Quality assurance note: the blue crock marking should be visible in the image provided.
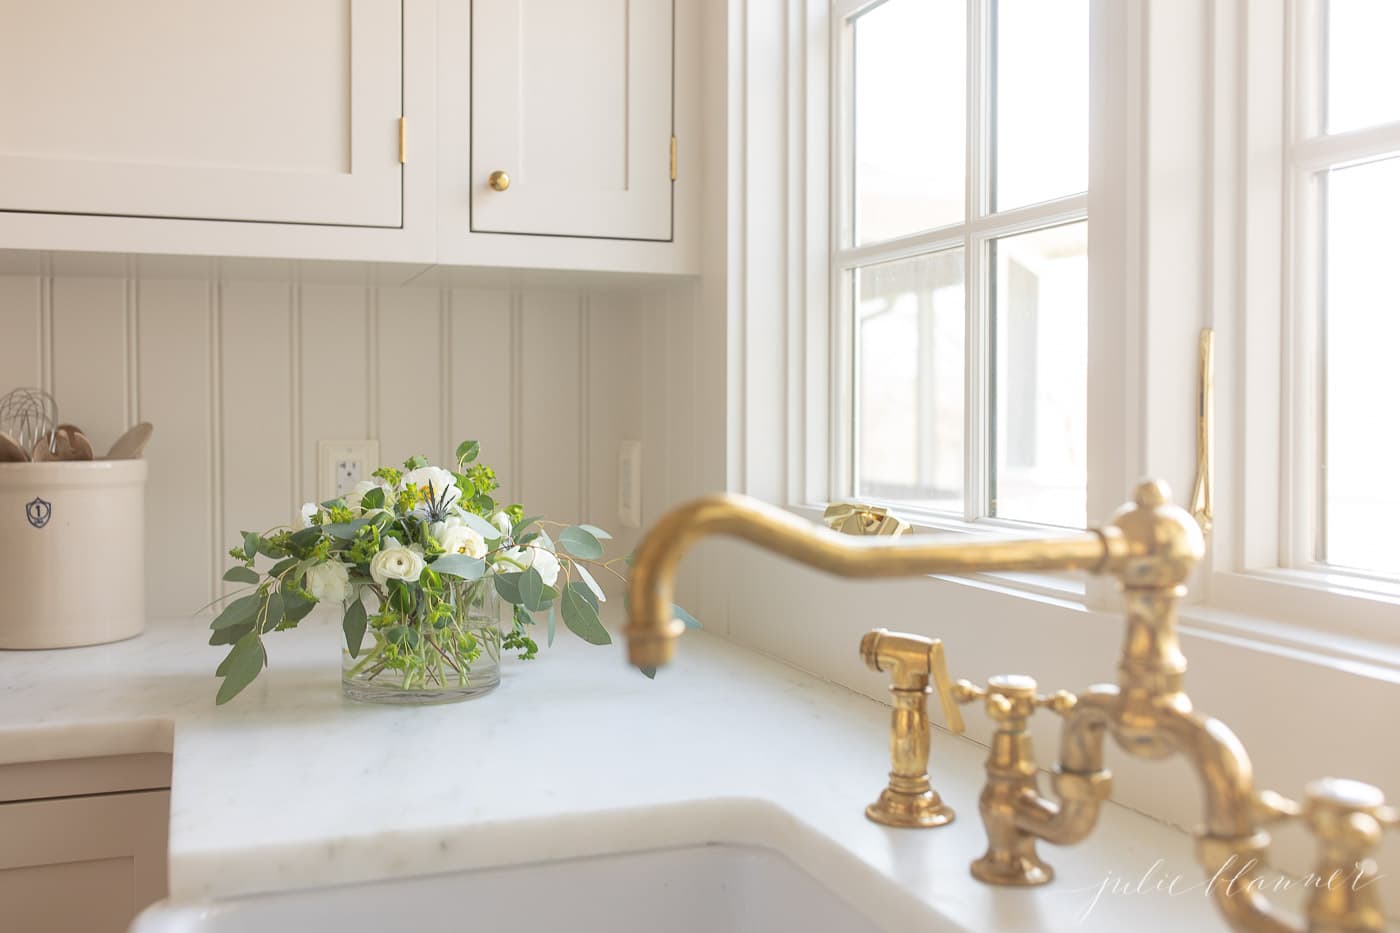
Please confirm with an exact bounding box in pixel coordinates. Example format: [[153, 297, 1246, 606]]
[[25, 497, 51, 529]]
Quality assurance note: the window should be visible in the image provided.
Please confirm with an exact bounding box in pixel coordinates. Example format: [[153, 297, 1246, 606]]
[[1288, 0, 1400, 579], [835, 0, 1089, 528]]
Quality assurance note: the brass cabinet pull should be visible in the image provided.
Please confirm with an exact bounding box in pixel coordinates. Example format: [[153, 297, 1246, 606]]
[[488, 170, 511, 192]]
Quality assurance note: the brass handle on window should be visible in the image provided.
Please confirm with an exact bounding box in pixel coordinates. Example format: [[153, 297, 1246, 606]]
[[1189, 328, 1214, 537], [488, 171, 511, 192]]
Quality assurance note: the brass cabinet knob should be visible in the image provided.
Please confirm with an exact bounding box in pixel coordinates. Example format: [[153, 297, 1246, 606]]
[[488, 170, 511, 191]]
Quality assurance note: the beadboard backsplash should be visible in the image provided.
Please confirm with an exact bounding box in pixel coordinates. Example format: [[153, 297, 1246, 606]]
[[0, 259, 699, 617]]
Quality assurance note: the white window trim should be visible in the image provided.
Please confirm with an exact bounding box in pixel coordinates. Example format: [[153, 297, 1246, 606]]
[[764, 0, 1400, 657], [829, 0, 1089, 528]]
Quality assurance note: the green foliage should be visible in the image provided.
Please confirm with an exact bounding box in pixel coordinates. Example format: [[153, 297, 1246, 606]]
[[343, 599, 368, 658], [559, 525, 604, 559], [208, 438, 696, 704], [561, 581, 609, 645]]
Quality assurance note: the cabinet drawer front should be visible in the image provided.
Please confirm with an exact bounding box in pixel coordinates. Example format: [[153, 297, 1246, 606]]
[[0, 0, 402, 227], [0, 790, 169, 933], [470, 0, 674, 240]]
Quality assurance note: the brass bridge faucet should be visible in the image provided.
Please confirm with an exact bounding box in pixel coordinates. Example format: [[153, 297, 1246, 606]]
[[624, 480, 1397, 932]]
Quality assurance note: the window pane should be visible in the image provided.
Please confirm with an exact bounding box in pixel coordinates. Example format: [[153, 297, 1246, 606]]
[[1326, 0, 1400, 134], [993, 0, 1088, 211], [1323, 156, 1400, 575], [855, 251, 966, 511], [853, 0, 965, 244], [990, 222, 1087, 527]]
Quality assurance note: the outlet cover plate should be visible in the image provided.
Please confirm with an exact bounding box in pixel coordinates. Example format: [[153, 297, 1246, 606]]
[[318, 440, 380, 502]]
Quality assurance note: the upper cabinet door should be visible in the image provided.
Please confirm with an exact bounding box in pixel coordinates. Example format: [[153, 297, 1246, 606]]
[[0, 0, 402, 227], [470, 0, 673, 241]]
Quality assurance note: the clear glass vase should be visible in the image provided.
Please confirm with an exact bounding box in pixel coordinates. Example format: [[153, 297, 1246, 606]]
[[341, 579, 502, 705]]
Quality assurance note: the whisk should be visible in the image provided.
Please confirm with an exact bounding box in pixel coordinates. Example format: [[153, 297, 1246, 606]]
[[0, 387, 58, 454]]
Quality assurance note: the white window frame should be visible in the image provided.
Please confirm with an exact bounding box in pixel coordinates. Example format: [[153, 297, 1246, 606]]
[[829, 0, 1089, 533], [1207, 0, 1400, 645]]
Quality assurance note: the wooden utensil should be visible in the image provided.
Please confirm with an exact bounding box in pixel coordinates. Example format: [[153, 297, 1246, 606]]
[[0, 431, 28, 462], [32, 424, 95, 461], [105, 422, 154, 460]]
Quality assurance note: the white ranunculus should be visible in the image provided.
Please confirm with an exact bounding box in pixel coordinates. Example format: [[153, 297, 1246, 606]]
[[306, 560, 352, 603], [402, 466, 462, 509], [345, 479, 389, 514], [432, 521, 487, 559], [298, 502, 320, 528], [370, 545, 426, 585], [498, 543, 560, 587]]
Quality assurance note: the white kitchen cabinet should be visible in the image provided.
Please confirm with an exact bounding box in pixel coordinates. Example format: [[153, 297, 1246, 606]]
[[0, 0, 403, 227], [466, 0, 675, 241], [0, 753, 171, 933]]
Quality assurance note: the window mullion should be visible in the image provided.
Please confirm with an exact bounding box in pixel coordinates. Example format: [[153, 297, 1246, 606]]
[[963, 0, 990, 522]]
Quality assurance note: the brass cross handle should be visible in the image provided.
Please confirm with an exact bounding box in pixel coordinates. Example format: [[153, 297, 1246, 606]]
[[861, 629, 963, 828], [1254, 779, 1396, 932]]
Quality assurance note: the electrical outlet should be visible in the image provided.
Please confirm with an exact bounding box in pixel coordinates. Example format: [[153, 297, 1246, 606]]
[[618, 440, 642, 529], [318, 440, 380, 502]]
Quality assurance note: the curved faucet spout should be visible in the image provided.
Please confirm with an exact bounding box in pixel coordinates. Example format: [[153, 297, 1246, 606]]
[[623, 492, 1114, 668]]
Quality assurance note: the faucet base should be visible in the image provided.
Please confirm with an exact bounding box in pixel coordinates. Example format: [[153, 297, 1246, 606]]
[[970, 850, 1055, 886], [865, 788, 955, 828]]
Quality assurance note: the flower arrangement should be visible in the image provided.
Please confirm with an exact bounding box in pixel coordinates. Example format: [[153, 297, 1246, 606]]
[[208, 440, 690, 704]]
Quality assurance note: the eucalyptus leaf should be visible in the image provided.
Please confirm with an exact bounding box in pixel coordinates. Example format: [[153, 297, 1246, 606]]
[[672, 603, 702, 630], [559, 525, 604, 560], [456, 440, 480, 464], [267, 557, 298, 577], [343, 599, 368, 658], [459, 511, 503, 541], [211, 593, 261, 630], [638, 665, 658, 680], [261, 592, 285, 633], [209, 620, 253, 646], [567, 580, 599, 613], [512, 514, 542, 537], [281, 588, 317, 624], [431, 554, 486, 580], [321, 516, 373, 540], [519, 567, 548, 612], [289, 526, 321, 552], [561, 583, 610, 645], [222, 566, 259, 585], [573, 562, 606, 603], [494, 572, 523, 605], [361, 487, 386, 511], [577, 524, 613, 541], [547, 605, 556, 647], [242, 531, 260, 562], [215, 634, 266, 705]]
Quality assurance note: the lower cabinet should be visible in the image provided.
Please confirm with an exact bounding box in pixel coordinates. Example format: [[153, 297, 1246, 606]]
[[0, 754, 171, 933]]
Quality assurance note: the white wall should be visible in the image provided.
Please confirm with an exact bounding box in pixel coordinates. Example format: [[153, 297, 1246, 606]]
[[0, 256, 701, 618]]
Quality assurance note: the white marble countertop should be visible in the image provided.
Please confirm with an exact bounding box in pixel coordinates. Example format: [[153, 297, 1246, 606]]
[[0, 613, 1236, 931]]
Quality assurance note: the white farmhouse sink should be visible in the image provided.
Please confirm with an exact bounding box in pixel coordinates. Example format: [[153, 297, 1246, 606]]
[[131, 844, 886, 933]]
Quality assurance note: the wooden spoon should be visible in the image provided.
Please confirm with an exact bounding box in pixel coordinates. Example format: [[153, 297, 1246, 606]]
[[32, 424, 95, 461], [105, 422, 154, 460], [0, 431, 28, 462]]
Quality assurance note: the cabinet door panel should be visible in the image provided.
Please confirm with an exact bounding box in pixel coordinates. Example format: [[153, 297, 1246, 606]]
[[0, 790, 169, 933], [471, 0, 672, 240], [0, 0, 401, 227]]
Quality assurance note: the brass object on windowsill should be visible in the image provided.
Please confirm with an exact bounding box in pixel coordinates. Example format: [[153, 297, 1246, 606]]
[[624, 480, 1397, 932], [823, 502, 910, 537], [860, 629, 963, 828]]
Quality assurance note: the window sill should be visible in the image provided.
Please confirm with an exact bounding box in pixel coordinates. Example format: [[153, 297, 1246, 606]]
[[785, 503, 1400, 679]]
